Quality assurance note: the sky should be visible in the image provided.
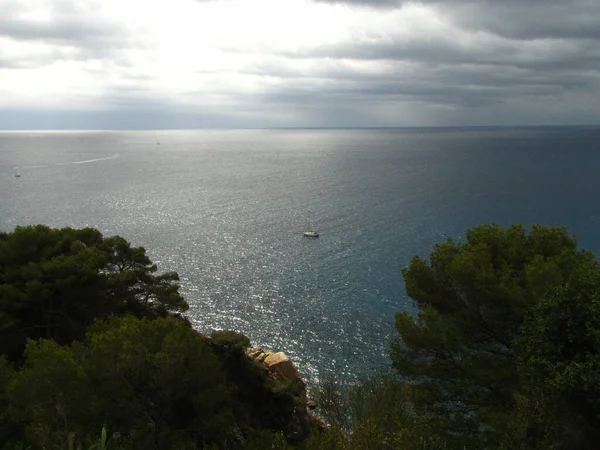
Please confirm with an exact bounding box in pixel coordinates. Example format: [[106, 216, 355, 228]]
[[1, 0, 599, 129]]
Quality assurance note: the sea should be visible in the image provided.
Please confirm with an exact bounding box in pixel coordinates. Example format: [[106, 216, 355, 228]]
[[1, 127, 600, 382]]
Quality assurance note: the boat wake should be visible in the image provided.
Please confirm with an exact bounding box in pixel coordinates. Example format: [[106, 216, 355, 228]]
[[14, 154, 120, 170], [71, 154, 120, 165]]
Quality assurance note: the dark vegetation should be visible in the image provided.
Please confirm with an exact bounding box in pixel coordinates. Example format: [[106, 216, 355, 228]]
[[392, 224, 600, 449], [0, 226, 303, 449], [1, 224, 599, 449]]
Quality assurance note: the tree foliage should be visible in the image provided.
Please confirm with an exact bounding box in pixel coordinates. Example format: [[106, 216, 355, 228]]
[[392, 223, 600, 447], [209, 330, 304, 441], [509, 271, 600, 449], [6, 222, 599, 449], [0, 225, 320, 449], [306, 374, 445, 449], [0, 225, 188, 361], [0, 356, 16, 445], [6, 316, 233, 449]]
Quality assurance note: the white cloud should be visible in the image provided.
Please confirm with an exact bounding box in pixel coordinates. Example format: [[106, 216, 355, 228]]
[[0, 0, 599, 127]]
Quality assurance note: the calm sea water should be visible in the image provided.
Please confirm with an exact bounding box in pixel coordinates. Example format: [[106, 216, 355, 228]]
[[1, 127, 600, 381]]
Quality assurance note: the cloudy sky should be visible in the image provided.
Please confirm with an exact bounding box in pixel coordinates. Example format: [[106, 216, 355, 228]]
[[1, 0, 599, 129]]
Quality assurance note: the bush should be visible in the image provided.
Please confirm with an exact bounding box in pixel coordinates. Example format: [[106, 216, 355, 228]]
[[0, 225, 188, 362], [308, 374, 444, 450], [6, 316, 233, 449], [394, 223, 600, 448]]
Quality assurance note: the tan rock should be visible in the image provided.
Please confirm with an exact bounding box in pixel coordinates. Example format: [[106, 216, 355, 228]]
[[263, 352, 301, 383], [245, 348, 320, 440], [246, 347, 270, 363], [246, 347, 264, 359]]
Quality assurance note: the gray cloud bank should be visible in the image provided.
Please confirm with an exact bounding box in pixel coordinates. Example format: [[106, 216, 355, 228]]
[[1, 0, 599, 128], [247, 0, 600, 126], [0, 0, 133, 65]]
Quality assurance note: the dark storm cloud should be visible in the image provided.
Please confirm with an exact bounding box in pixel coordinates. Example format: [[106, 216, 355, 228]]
[[237, 73, 597, 127], [253, 34, 600, 112], [228, 29, 600, 125], [259, 0, 600, 120], [317, 0, 600, 40], [433, 1, 600, 40], [280, 37, 600, 76], [316, 0, 583, 8], [244, 57, 592, 97], [247, 70, 556, 110]]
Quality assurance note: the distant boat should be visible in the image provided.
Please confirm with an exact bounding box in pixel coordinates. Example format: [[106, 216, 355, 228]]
[[14, 173, 21, 177], [303, 231, 319, 238]]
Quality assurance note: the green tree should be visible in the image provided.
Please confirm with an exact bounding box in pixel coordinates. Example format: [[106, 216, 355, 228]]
[[391, 224, 598, 447], [307, 374, 444, 450], [7, 339, 93, 446], [245, 430, 292, 450], [82, 316, 233, 448], [7, 316, 233, 449], [507, 268, 600, 450], [100, 235, 188, 316], [0, 225, 188, 361], [209, 330, 301, 441], [0, 356, 16, 445]]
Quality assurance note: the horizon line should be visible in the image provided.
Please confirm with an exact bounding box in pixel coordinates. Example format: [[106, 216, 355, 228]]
[[1, 124, 599, 132]]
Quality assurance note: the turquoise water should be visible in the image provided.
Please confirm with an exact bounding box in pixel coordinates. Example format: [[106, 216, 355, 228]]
[[1, 127, 600, 380]]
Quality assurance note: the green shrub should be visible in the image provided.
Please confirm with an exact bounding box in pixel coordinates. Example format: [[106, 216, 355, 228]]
[[308, 374, 444, 449], [6, 316, 233, 449], [211, 330, 251, 354], [0, 225, 188, 362]]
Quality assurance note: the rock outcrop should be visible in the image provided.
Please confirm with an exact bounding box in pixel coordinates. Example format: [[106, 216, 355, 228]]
[[247, 348, 304, 387], [246, 347, 317, 440]]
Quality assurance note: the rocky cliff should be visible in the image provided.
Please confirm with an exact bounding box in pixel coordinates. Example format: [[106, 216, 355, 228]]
[[209, 332, 322, 444], [246, 347, 315, 440]]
